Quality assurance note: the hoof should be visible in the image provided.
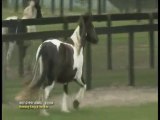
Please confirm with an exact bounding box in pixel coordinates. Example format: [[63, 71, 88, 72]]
[[40, 109, 50, 116], [73, 100, 80, 109]]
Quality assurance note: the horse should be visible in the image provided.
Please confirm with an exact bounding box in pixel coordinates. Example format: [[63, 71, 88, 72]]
[[15, 13, 98, 116], [2, 0, 42, 71]]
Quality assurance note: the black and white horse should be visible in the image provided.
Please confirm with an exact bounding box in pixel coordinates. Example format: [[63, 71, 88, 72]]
[[2, 0, 42, 70], [15, 13, 98, 115]]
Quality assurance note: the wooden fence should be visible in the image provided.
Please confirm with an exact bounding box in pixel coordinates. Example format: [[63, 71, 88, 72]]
[[2, 12, 158, 90]]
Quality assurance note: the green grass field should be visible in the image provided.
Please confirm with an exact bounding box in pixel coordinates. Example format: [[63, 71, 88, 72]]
[[2, 8, 158, 120], [3, 103, 158, 120]]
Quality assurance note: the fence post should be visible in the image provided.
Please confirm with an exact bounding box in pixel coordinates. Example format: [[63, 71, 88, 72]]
[[60, 0, 64, 16], [2, 0, 8, 8], [98, 0, 102, 14], [106, 0, 108, 13], [15, 0, 19, 12], [51, 0, 55, 14], [128, 31, 135, 86], [155, 0, 158, 11], [102, 0, 106, 13], [149, 13, 154, 68], [107, 15, 112, 70], [40, 0, 44, 6], [63, 19, 68, 41], [135, 0, 141, 13], [85, 0, 92, 90], [69, 0, 73, 11], [88, 0, 92, 12], [86, 42, 92, 90], [2, 43, 6, 103]]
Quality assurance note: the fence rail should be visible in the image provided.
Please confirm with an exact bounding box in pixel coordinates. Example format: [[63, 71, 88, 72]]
[[2, 12, 158, 90], [2, 12, 157, 27], [2, 24, 158, 41]]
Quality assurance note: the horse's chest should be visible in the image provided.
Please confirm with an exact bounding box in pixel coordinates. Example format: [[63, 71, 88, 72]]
[[73, 49, 83, 80]]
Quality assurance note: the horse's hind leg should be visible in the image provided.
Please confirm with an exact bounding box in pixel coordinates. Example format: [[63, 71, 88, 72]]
[[73, 77, 86, 109], [40, 66, 56, 116], [40, 80, 55, 116], [6, 42, 16, 61]]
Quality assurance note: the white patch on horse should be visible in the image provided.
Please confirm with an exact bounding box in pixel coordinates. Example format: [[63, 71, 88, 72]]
[[73, 48, 83, 83], [70, 26, 81, 48], [44, 39, 73, 51], [44, 39, 62, 51], [70, 26, 84, 83], [36, 44, 42, 60]]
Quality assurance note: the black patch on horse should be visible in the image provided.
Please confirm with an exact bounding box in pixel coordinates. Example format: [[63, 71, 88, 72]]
[[57, 43, 77, 83], [36, 42, 77, 88], [36, 42, 59, 88]]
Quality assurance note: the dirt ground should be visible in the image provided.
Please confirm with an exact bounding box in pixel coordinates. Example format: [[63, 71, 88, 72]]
[[49, 86, 158, 109]]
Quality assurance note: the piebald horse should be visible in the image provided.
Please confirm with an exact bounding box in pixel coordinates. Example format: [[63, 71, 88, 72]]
[[2, 0, 42, 70], [15, 13, 98, 115]]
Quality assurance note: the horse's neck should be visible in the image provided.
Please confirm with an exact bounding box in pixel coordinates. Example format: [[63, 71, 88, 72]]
[[22, 6, 37, 19], [70, 26, 84, 52]]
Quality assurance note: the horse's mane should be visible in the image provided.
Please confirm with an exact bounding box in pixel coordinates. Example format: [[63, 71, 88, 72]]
[[78, 12, 92, 47]]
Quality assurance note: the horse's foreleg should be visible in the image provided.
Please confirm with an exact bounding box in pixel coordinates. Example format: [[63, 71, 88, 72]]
[[73, 78, 86, 109]]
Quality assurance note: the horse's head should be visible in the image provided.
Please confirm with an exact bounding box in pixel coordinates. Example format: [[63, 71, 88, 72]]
[[79, 13, 98, 45], [28, 0, 42, 18], [28, 0, 35, 7]]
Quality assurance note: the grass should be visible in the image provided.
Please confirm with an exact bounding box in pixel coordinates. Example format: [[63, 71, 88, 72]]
[[2, 102, 158, 120]]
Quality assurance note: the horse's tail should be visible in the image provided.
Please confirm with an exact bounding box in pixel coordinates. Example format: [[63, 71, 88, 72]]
[[15, 45, 46, 101]]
